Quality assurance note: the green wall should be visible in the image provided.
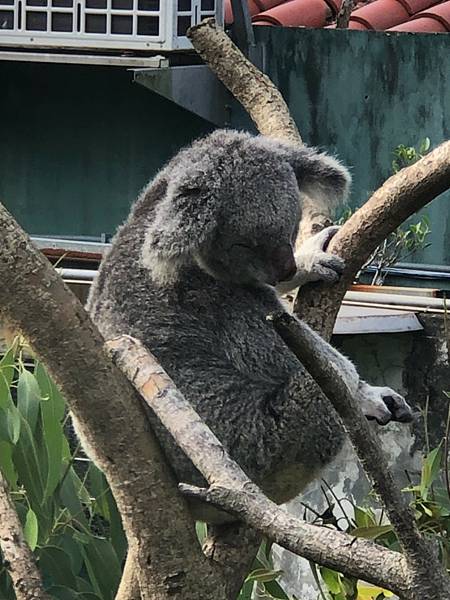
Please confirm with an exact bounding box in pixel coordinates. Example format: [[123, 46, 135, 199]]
[[1, 28, 450, 267], [0, 61, 212, 238], [255, 28, 450, 267]]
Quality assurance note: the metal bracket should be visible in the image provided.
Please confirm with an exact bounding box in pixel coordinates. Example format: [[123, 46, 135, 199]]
[[133, 65, 230, 126]]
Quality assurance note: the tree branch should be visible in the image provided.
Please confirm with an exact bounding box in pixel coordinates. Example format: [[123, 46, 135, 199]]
[[295, 141, 450, 336], [271, 312, 450, 598], [106, 335, 415, 597], [0, 471, 52, 600], [188, 18, 301, 144], [336, 0, 355, 28], [0, 202, 227, 600]]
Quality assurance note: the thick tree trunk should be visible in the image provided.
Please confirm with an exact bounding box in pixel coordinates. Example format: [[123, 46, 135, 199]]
[[0, 203, 227, 600]]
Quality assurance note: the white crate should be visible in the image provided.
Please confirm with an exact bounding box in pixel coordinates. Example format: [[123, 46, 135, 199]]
[[0, 0, 223, 52]]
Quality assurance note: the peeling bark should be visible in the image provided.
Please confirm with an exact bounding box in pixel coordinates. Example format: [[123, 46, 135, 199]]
[[0, 203, 227, 600], [106, 335, 415, 597], [296, 141, 450, 337]]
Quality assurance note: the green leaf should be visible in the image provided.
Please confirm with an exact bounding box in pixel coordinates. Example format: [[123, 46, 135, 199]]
[[0, 441, 18, 488], [23, 508, 38, 551], [54, 533, 84, 577], [351, 524, 393, 539], [238, 579, 254, 600], [81, 537, 122, 600], [87, 465, 109, 520], [34, 363, 65, 422], [59, 468, 89, 528], [420, 445, 442, 500], [0, 373, 21, 444], [17, 369, 41, 433], [263, 578, 290, 599], [353, 506, 376, 528], [320, 567, 342, 594], [39, 546, 78, 589], [37, 368, 64, 500], [13, 416, 45, 507], [0, 346, 17, 387], [46, 587, 79, 600], [246, 568, 284, 584]]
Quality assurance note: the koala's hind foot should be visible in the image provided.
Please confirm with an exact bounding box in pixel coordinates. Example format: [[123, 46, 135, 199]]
[[359, 382, 413, 425]]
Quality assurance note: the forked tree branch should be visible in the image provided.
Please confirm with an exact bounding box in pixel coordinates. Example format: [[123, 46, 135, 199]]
[[0, 472, 52, 600], [271, 313, 450, 599], [296, 140, 450, 336], [0, 202, 227, 600], [106, 335, 412, 598]]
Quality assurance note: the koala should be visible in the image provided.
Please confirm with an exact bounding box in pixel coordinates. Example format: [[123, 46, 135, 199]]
[[87, 130, 412, 522]]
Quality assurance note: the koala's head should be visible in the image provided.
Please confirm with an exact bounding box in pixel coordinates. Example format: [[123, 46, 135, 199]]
[[141, 130, 350, 287]]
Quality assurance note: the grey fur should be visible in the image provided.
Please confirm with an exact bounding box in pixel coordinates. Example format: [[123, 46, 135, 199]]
[[87, 130, 411, 521]]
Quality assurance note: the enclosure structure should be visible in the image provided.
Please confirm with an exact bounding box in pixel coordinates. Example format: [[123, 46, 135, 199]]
[[0, 0, 222, 51]]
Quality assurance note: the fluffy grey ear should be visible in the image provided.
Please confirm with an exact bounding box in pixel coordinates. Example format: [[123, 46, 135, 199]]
[[289, 146, 352, 215], [142, 170, 219, 283]]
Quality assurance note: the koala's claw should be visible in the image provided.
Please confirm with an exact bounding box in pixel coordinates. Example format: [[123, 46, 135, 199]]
[[360, 383, 413, 426]]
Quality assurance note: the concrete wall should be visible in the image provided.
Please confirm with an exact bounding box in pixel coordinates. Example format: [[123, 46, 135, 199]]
[[0, 61, 212, 238], [255, 28, 450, 268]]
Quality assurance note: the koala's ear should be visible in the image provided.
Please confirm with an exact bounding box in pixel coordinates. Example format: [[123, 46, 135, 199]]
[[288, 146, 351, 211], [142, 170, 219, 282]]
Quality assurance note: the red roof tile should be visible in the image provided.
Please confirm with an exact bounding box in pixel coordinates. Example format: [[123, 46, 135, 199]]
[[388, 14, 448, 29], [349, 0, 409, 29], [237, 0, 450, 32], [389, 0, 450, 29], [251, 0, 335, 27]]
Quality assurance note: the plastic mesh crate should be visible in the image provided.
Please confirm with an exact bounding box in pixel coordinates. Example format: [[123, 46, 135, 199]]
[[0, 0, 223, 51]]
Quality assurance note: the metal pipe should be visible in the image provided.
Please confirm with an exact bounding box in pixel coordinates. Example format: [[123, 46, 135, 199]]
[[345, 290, 449, 310]]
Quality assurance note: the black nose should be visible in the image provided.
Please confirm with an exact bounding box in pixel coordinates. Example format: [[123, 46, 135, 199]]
[[271, 244, 297, 283]]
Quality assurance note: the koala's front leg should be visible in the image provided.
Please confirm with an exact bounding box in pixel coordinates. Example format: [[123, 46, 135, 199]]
[[288, 318, 414, 426], [358, 382, 413, 425], [276, 226, 344, 295]]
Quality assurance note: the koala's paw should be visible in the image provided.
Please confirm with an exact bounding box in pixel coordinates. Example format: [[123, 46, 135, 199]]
[[359, 383, 413, 426], [297, 226, 345, 284]]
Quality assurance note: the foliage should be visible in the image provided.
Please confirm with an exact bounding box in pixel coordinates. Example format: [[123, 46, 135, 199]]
[[339, 138, 432, 285], [391, 138, 430, 174], [0, 340, 297, 600], [0, 340, 126, 599]]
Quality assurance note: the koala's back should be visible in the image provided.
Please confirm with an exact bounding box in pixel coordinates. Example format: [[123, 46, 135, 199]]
[[88, 200, 344, 508]]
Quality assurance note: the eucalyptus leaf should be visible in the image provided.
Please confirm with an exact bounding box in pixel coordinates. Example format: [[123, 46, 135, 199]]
[[24, 508, 38, 551]]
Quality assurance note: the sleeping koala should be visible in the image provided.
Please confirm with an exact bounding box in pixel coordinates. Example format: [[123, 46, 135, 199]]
[[87, 130, 412, 520]]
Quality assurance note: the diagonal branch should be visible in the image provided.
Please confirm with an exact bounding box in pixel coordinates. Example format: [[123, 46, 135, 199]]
[[0, 202, 227, 600], [188, 18, 301, 144], [295, 140, 450, 336], [106, 335, 413, 597], [271, 312, 450, 598], [0, 471, 52, 600]]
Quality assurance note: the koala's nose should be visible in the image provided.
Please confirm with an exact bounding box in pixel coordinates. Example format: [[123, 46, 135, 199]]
[[272, 244, 297, 283]]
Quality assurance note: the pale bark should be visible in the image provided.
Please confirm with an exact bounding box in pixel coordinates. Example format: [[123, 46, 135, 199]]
[[272, 313, 450, 599], [296, 140, 450, 336], [188, 19, 300, 144], [0, 472, 52, 600], [106, 335, 413, 597], [0, 203, 227, 600]]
